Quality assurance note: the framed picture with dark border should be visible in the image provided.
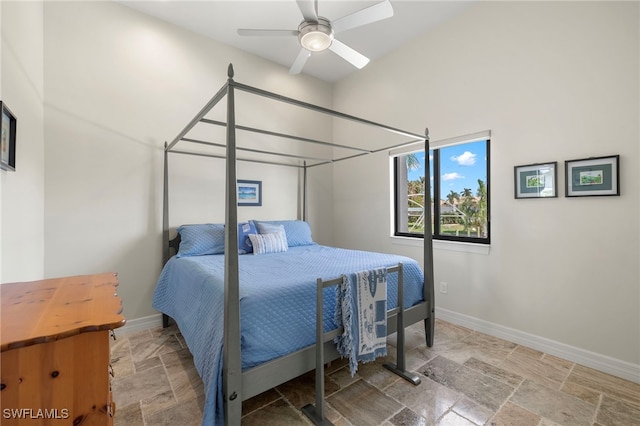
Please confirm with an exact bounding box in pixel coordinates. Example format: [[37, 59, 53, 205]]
[[514, 161, 557, 198], [565, 155, 619, 197], [1, 101, 17, 172], [237, 180, 262, 206]]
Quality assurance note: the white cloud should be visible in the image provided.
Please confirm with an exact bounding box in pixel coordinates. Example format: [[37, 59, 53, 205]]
[[451, 151, 476, 166], [442, 172, 464, 181]]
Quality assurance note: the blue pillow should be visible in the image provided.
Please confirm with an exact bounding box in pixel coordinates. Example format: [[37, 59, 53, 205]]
[[238, 221, 257, 254], [254, 220, 314, 247], [176, 223, 225, 257], [176, 222, 257, 257]]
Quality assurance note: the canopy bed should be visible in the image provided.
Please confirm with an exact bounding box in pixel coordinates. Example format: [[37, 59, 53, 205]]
[[153, 64, 435, 425]]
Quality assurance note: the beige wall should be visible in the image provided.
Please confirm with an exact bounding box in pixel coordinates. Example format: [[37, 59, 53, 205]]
[[0, 1, 45, 283], [332, 1, 639, 372], [41, 1, 333, 320]]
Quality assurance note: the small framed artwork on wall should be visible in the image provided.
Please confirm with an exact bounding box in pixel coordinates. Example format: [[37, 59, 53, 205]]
[[237, 180, 262, 206], [565, 155, 620, 197], [514, 162, 557, 199], [1, 101, 17, 172]]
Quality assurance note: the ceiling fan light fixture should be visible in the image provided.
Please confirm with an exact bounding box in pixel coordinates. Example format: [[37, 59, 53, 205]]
[[298, 18, 334, 52]]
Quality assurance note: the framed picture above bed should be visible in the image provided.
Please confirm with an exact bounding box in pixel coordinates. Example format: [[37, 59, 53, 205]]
[[237, 180, 262, 206], [565, 155, 620, 197], [1, 101, 17, 172], [514, 162, 557, 199]]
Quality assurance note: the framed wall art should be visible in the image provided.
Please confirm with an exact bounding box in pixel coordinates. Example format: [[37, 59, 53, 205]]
[[237, 180, 262, 206], [565, 155, 619, 197], [514, 161, 557, 198], [1, 101, 17, 172]]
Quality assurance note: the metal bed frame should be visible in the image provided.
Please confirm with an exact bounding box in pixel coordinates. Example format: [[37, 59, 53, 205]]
[[302, 262, 421, 426], [161, 64, 435, 425]]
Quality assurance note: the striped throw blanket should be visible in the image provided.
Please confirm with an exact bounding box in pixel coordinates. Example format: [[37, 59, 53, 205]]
[[335, 268, 388, 377]]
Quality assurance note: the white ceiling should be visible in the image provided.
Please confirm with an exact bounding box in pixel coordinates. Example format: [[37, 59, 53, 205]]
[[119, 0, 474, 82]]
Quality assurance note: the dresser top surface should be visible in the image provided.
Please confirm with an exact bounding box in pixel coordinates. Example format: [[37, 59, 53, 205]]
[[1, 272, 126, 351]]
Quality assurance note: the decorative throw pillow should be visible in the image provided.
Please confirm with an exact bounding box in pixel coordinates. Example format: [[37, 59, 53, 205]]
[[254, 220, 314, 247], [176, 223, 225, 257], [255, 222, 286, 235], [238, 221, 257, 254], [248, 231, 288, 255]]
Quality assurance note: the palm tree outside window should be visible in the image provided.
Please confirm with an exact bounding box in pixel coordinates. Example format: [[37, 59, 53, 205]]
[[394, 139, 490, 244]]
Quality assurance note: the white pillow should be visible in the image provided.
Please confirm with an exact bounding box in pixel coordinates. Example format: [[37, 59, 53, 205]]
[[248, 231, 288, 255]]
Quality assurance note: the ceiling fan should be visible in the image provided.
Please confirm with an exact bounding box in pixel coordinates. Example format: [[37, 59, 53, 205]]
[[238, 0, 394, 74]]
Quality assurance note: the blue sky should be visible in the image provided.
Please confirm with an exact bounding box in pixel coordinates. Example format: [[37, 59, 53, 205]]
[[407, 140, 487, 197]]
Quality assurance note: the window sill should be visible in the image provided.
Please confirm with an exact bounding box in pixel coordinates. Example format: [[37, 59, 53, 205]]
[[390, 236, 490, 255]]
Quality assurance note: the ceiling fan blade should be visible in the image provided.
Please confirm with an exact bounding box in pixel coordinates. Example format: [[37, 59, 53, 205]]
[[296, 0, 318, 22], [289, 48, 311, 74], [329, 39, 369, 69], [332, 0, 394, 34], [238, 29, 298, 37]]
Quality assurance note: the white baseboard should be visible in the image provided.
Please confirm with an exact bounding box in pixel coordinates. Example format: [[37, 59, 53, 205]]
[[114, 313, 164, 337], [436, 307, 640, 384]]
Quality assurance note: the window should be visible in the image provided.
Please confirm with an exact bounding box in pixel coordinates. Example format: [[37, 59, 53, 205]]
[[394, 138, 490, 244]]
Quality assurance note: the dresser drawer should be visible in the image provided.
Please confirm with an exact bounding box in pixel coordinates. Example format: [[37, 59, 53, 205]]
[[1, 273, 125, 426], [1, 331, 112, 425]]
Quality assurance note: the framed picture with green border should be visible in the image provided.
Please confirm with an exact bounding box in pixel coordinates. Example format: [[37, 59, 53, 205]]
[[565, 155, 619, 197], [514, 161, 557, 199]]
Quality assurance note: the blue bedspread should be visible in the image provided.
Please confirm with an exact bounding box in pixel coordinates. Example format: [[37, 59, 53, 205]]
[[152, 245, 424, 425]]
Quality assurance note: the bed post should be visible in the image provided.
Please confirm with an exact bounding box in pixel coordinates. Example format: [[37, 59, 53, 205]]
[[303, 161, 308, 221], [163, 142, 170, 265], [162, 142, 171, 329], [223, 64, 242, 425], [423, 128, 435, 347]]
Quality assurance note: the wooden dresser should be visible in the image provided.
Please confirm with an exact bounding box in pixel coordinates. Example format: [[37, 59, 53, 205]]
[[0, 273, 126, 425]]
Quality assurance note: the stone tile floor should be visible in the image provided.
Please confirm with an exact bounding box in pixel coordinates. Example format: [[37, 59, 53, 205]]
[[111, 319, 640, 425]]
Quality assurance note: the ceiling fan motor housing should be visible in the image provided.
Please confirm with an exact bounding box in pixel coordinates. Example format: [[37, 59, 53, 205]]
[[298, 17, 334, 51]]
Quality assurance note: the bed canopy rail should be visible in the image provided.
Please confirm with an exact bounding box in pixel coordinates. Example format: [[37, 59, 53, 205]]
[[161, 64, 434, 425], [164, 66, 425, 168]]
